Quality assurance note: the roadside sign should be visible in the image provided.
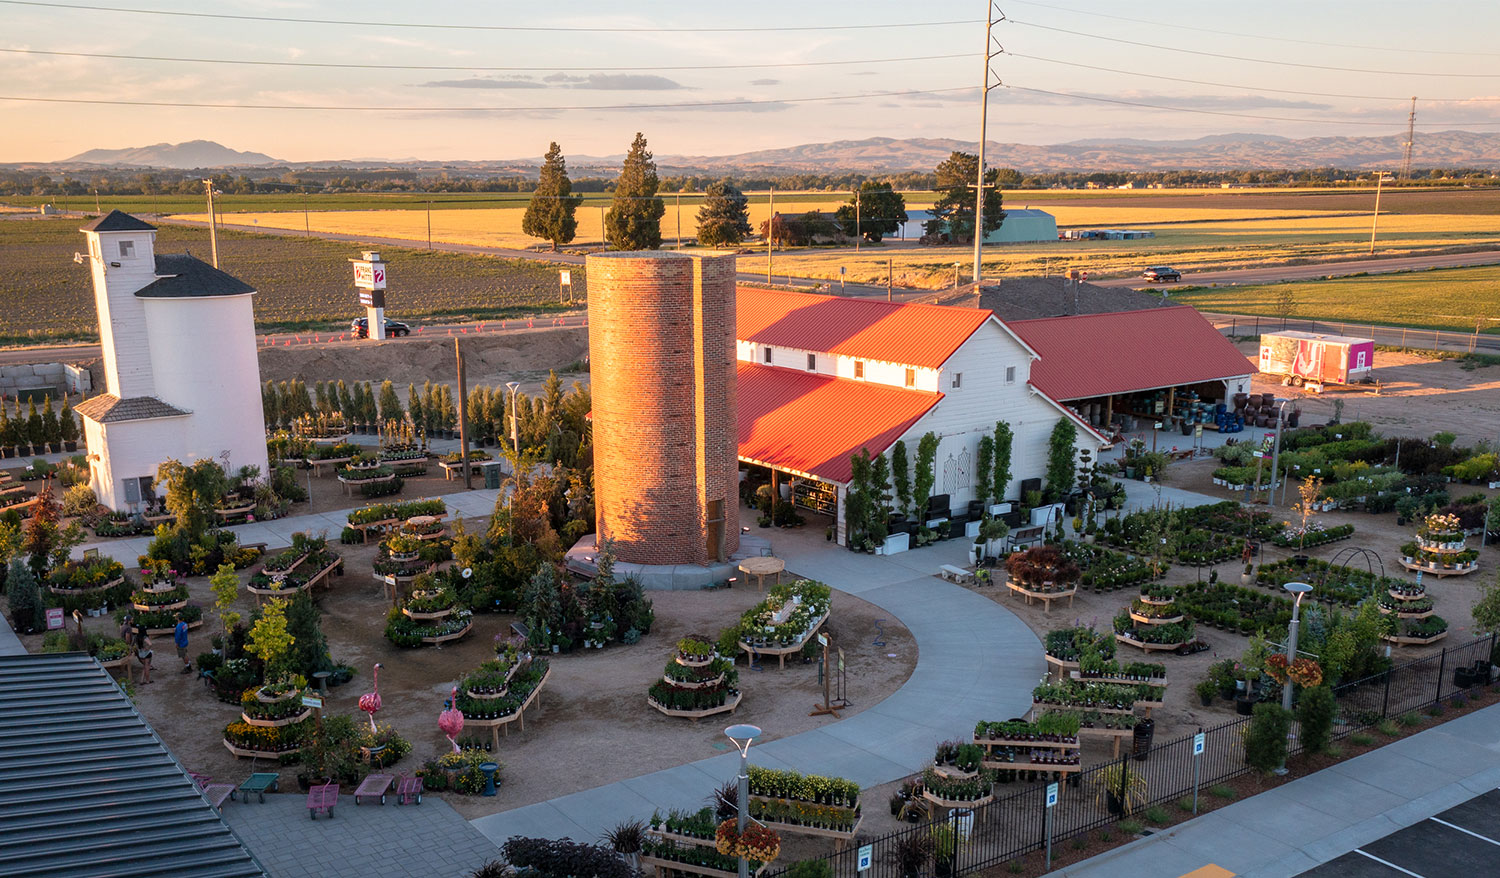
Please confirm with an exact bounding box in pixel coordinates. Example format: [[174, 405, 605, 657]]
[[560, 270, 571, 285], [839, 265, 846, 275], [857, 845, 873, 872], [352, 260, 387, 290], [1045, 782, 1059, 808], [1193, 732, 1205, 756], [45, 608, 64, 630], [817, 633, 829, 648], [1194, 424, 1203, 439], [301, 694, 323, 710]]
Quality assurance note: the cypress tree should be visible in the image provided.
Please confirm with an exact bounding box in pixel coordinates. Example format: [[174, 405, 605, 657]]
[[378, 380, 402, 424], [407, 384, 425, 434], [39, 397, 60, 451], [522, 142, 583, 251], [24, 400, 43, 451], [604, 132, 665, 251], [6, 559, 43, 633], [58, 397, 78, 446]]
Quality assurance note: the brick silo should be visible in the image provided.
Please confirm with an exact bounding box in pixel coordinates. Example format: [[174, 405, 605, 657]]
[[586, 251, 739, 567]]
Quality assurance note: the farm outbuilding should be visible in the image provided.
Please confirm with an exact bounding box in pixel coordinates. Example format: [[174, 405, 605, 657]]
[[889, 208, 1058, 244], [733, 288, 1107, 549]]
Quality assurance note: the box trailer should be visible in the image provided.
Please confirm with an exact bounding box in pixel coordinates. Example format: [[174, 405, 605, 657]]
[[1257, 330, 1375, 391]]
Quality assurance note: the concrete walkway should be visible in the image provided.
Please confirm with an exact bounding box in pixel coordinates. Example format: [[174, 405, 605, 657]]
[[1046, 700, 1500, 878], [470, 521, 1044, 845], [74, 487, 502, 562]]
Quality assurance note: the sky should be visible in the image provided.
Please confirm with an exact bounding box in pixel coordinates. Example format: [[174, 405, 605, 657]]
[[3, 0, 1500, 163]]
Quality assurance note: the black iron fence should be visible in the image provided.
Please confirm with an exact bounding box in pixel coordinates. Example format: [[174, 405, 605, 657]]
[[768, 634, 1497, 878]]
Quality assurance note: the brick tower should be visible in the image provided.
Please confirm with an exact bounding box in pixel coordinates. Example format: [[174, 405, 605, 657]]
[[586, 251, 739, 566]]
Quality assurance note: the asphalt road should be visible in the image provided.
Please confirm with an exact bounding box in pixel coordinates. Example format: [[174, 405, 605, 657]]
[[1297, 788, 1500, 878], [1093, 249, 1500, 289]]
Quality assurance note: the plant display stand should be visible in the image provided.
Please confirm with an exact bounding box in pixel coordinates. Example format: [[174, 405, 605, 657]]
[[1006, 580, 1076, 612], [641, 825, 769, 878], [650, 637, 741, 720], [347, 498, 448, 544], [974, 735, 1082, 779], [1380, 584, 1435, 620], [1127, 595, 1185, 627], [223, 686, 313, 759], [388, 585, 473, 647], [1113, 633, 1186, 653], [399, 515, 448, 541], [736, 581, 833, 669], [460, 664, 552, 750], [1400, 513, 1480, 578], [1004, 545, 1081, 613], [247, 543, 343, 606]]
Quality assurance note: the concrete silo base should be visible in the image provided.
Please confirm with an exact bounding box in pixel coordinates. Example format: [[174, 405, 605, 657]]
[[563, 533, 774, 591]]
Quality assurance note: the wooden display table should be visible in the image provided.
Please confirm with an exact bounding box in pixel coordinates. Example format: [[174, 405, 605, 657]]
[[307, 457, 354, 477], [248, 556, 341, 606], [47, 576, 124, 597], [421, 620, 473, 646], [215, 502, 255, 521], [1044, 654, 1081, 677], [921, 789, 994, 817], [338, 473, 396, 495], [1006, 580, 1076, 612], [747, 795, 862, 850], [1382, 630, 1449, 647], [1399, 559, 1478, 577], [738, 612, 828, 669], [1128, 611, 1184, 626], [1080, 726, 1135, 758], [1069, 671, 1169, 691], [464, 667, 551, 749], [1115, 633, 1185, 653], [438, 458, 504, 481], [648, 689, 742, 722], [143, 618, 201, 636], [738, 556, 785, 592]]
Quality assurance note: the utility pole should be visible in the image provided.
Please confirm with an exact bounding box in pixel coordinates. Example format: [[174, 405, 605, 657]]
[[455, 338, 472, 489], [854, 187, 861, 251], [426, 201, 432, 250], [887, 259, 893, 302], [202, 179, 219, 269], [973, 1, 1002, 286], [676, 192, 682, 249], [303, 193, 310, 237], [93, 189, 100, 214], [766, 187, 775, 283], [1400, 97, 1417, 181], [599, 205, 606, 250], [1369, 172, 1389, 255]]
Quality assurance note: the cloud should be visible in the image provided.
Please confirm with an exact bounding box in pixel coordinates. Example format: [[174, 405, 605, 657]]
[[421, 73, 686, 91], [895, 88, 1331, 112], [750, 78, 780, 86]]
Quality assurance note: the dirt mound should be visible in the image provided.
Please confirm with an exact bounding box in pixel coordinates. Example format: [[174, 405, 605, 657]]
[[257, 326, 589, 388]]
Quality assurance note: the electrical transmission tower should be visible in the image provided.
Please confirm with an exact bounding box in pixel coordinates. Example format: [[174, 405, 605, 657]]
[[972, 2, 1004, 287], [1399, 97, 1416, 181]]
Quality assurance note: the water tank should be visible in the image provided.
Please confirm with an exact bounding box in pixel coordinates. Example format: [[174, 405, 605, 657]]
[[586, 251, 739, 566]]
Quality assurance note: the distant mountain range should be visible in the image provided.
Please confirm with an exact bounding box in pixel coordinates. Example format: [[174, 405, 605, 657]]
[[62, 139, 282, 168], [29, 131, 1500, 173]]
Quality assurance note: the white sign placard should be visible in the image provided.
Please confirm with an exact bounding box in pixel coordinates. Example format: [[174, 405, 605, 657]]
[[1193, 732, 1205, 755], [560, 270, 572, 285], [353, 261, 387, 290], [856, 845, 873, 872], [301, 694, 323, 709], [1045, 782, 1059, 808]]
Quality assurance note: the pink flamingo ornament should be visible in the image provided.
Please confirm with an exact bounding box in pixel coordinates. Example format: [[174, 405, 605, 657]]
[[358, 663, 383, 733], [439, 687, 464, 753]]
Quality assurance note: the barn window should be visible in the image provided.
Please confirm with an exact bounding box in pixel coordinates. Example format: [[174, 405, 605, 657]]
[[905, 368, 916, 388], [807, 353, 817, 371], [1005, 365, 1016, 384], [854, 360, 865, 379], [118, 240, 135, 258], [763, 346, 772, 364], [951, 372, 962, 389]]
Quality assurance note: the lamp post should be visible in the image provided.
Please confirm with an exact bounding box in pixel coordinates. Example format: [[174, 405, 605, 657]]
[[1276, 581, 1313, 776], [505, 382, 521, 456], [724, 724, 762, 878], [1266, 399, 1290, 507]]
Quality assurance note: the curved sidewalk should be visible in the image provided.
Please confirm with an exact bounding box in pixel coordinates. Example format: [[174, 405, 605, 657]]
[[471, 529, 1044, 844]]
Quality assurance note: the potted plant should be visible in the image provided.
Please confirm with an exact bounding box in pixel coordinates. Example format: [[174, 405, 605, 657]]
[[1242, 562, 1254, 585], [1195, 679, 1216, 707]]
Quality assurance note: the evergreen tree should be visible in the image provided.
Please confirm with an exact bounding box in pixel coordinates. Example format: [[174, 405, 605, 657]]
[[407, 384, 425, 434], [891, 439, 912, 517], [1045, 419, 1078, 501], [378, 380, 402, 424], [262, 380, 280, 430], [604, 133, 665, 250], [522, 142, 584, 250], [6, 559, 43, 633], [992, 421, 1013, 503], [337, 380, 354, 426], [362, 382, 378, 427], [59, 397, 77, 446], [695, 181, 751, 246], [24, 400, 42, 450], [314, 381, 329, 414], [924, 151, 1004, 244], [39, 397, 60, 450], [835, 181, 907, 242], [0, 400, 12, 451], [542, 371, 563, 429]]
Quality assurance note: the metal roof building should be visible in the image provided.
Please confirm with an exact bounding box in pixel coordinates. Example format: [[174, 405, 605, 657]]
[[0, 653, 266, 878]]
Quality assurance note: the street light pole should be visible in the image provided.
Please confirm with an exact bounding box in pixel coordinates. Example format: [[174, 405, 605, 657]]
[[725, 725, 762, 878], [1267, 399, 1289, 506], [1277, 581, 1313, 775], [506, 382, 521, 457]]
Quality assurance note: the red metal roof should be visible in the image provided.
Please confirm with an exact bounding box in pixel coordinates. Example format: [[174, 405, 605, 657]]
[[736, 287, 992, 370], [1009, 306, 1255, 401], [737, 362, 941, 483]]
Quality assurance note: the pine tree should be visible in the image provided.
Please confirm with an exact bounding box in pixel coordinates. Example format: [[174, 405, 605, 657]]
[[695, 181, 751, 246], [337, 380, 354, 426], [262, 380, 280, 430], [604, 133, 665, 250], [314, 381, 329, 414], [542, 371, 563, 429], [38, 396, 59, 451], [378, 380, 402, 424], [24, 399, 43, 452], [522, 142, 584, 251], [407, 384, 425, 434], [6, 559, 43, 634], [925, 151, 1004, 244], [0, 400, 12, 452]]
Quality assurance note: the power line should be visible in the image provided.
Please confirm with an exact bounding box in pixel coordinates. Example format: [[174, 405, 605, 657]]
[[0, 85, 971, 112], [1010, 18, 1500, 77], [0, 45, 970, 73], [0, 1, 981, 32], [1007, 0, 1500, 58], [1002, 83, 1500, 126]]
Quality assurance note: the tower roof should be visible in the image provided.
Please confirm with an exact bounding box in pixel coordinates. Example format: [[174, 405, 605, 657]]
[[136, 254, 256, 298], [79, 210, 156, 233]]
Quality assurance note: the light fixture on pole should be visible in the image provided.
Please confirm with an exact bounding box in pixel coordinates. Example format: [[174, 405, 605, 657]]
[[505, 382, 521, 456], [724, 724, 762, 878], [1276, 581, 1313, 775]]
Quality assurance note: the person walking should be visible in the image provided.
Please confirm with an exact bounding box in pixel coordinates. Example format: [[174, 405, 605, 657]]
[[173, 613, 192, 674], [135, 630, 154, 684]]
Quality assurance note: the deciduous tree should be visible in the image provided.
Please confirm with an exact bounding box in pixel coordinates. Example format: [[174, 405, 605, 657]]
[[834, 182, 907, 242]]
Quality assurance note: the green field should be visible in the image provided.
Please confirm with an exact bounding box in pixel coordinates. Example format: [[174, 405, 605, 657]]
[[1167, 265, 1500, 334], [0, 217, 581, 344]]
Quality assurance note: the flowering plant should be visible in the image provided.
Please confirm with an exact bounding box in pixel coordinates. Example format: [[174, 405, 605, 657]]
[[715, 820, 780, 863], [1263, 653, 1289, 685], [1287, 657, 1323, 688]]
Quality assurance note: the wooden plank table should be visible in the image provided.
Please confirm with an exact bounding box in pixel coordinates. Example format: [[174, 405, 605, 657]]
[[463, 667, 551, 749], [737, 556, 784, 592], [738, 613, 828, 669], [1006, 580, 1076, 612]]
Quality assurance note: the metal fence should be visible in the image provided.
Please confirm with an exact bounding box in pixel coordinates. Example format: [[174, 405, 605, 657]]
[[1207, 314, 1499, 355], [768, 634, 1497, 878]]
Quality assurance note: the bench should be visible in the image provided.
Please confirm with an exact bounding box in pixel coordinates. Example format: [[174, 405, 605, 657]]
[[307, 782, 339, 819], [509, 621, 530, 641], [1010, 525, 1045, 548], [396, 775, 423, 805], [939, 564, 973, 584], [354, 774, 393, 805]]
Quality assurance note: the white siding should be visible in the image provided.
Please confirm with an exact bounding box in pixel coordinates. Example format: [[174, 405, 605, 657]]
[[734, 340, 938, 389], [85, 229, 158, 399], [88, 416, 187, 510]]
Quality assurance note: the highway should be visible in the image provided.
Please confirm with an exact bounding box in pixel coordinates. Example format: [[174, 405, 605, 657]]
[[1092, 249, 1500, 288]]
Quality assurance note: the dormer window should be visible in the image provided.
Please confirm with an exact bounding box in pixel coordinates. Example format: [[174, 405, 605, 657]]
[[763, 346, 772, 364], [118, 240, 135, 258], [806, 353, 817, 371], [854, 360, 865, 379], [904, 368, 916, 388]]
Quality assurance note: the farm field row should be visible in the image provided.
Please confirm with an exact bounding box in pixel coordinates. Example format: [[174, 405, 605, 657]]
[[0, 217, 578, 342], [1169, 264, 1500, 334], [749, 213, 1500, 289]]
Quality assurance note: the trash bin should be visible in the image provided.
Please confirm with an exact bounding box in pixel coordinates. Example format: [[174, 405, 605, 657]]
[[1132, 718, 1155, 761], [484, 465, 502, 490]]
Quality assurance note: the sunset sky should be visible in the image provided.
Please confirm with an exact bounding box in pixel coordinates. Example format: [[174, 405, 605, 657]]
[[3, 0, 1500, 162]]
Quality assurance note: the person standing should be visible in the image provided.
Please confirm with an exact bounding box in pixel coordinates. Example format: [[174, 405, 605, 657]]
[[135, 630, 154, 684], [173, 613, 192, 674]]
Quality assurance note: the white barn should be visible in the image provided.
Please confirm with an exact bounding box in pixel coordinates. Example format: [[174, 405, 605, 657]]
[[75, 211, 268, 511], [734, 288, 1105, 546]]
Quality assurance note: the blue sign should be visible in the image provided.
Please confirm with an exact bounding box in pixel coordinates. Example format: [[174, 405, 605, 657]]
[[857, 845, 873, 872], [1046, 782, 1059, 808], [1193, 732, 1205, 756]]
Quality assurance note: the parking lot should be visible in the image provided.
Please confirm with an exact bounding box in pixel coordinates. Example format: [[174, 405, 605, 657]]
[[1296, 788, 1500, 877]]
